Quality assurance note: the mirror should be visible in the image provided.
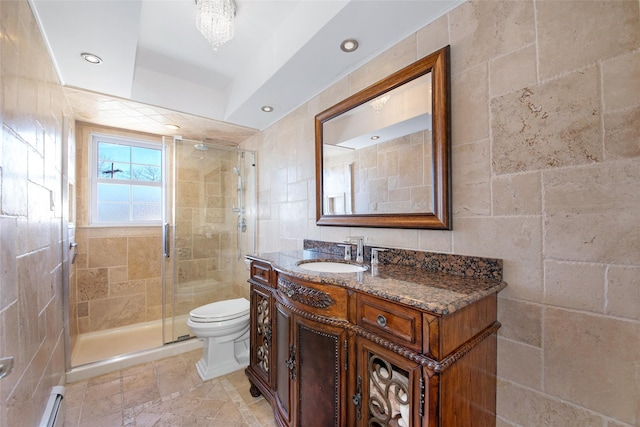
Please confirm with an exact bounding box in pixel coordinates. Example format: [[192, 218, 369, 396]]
[[315, 45, 451, 229]]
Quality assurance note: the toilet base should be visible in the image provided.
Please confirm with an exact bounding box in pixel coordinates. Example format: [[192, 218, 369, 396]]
[[194, 335, 250, 381]]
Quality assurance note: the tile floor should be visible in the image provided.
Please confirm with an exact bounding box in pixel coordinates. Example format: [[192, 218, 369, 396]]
[[64, 350, 277, 427]]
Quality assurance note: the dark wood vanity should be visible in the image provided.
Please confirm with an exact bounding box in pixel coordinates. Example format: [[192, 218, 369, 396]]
[[245, 245, 506, 427]]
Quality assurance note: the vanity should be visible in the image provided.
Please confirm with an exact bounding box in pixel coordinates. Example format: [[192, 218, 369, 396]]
[[245, 241, 506, 427]]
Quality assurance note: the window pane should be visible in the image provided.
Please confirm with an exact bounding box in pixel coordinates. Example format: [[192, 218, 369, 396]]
[[133, 203, 162, 221], [132, 185, 161, 203], [92, 134, 165, 225], [98, 183, 130, 202], [97, 203, 130, 222], [98, 162, 131, 179], [132, 147, 161, 166], [98, 142, 130, 163], [131, 165, 162, 182]]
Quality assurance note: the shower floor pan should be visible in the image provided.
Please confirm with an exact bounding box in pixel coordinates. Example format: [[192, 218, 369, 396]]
[[68, 316, 199, 382]]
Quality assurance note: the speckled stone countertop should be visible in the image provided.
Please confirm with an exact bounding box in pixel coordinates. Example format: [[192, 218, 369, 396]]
[[247, 247, 507, 316]]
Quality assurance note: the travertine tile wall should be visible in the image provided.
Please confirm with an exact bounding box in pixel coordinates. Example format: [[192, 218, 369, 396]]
[[0, 1, 70, 426], [74, 123, 166, 333], [324, 130, 433, 214], [74, 125, 247, 334], [172, 142, 245, 316], [242, 1, 639, 425]]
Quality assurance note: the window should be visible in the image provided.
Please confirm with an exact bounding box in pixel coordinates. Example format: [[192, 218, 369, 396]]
[[90, 133, 164, 225]]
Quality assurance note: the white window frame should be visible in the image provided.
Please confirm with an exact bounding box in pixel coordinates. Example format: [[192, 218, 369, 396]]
[[89, 132, 165, 227]]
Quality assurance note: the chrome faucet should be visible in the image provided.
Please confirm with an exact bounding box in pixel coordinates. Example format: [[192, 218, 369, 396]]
[[345, 236, 365, 264], [370, 248, 387, 265], [337, 244, 352, 261]]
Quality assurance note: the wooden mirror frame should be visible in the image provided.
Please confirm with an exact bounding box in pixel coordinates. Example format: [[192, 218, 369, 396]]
[[315, 45, 451, 229]]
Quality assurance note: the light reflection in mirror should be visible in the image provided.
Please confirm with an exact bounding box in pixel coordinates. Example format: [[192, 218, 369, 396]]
[[322, 73, 433, 215]]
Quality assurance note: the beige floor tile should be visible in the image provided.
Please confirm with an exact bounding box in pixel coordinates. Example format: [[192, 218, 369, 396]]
[[84, 378, 122, 402], [65, 350, 275, 427], [67, 351, 276, 427], [123, 385, 161, 409], [79, 407, 123, 427], [249, 399, 277, 425]]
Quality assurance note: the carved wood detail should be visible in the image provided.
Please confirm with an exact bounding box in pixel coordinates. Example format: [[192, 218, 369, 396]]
[[277, 276, 334, 308], [246, 259, 501, 427], [275, 296, 500, 374], [427, 322, 501, 373]]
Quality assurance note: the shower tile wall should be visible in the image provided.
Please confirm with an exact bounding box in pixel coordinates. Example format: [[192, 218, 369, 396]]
[[172, 143, 243, 318], [74, 123, 165, 333], [74, 227, 163, 332], [74, 127, 247, 334]]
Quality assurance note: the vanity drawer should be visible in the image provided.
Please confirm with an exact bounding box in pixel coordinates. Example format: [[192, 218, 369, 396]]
[[276, 273, 348, 320], [356, 293, 423, 352], [250, 261, 273, 287]]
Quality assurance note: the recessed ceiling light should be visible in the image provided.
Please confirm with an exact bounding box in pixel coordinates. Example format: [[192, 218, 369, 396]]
[[81, 52, 102, 64], [340, 39, 359, 53], [165, 124, 181, 130], [370, 135, 380, 140], [261, 106, 274, 112]]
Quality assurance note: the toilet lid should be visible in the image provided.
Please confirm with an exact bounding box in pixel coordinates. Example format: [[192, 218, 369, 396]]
[[189, 297, 250, 322]]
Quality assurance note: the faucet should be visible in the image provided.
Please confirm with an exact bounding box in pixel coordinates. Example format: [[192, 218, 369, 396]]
[[345, 236, 365, 264], [370, 247, 387, 265], [337, 244, 352, 261]]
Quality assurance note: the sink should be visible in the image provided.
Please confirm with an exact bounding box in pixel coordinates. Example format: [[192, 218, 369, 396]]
[[296, 261, 367, 273]]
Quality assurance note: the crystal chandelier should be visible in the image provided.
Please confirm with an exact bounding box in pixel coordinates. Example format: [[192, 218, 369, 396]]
[[369, 94, 390, 112], [195, 0, 236, 50]]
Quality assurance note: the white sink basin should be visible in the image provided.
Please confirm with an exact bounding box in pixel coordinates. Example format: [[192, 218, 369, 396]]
[[296, 261, 367, 273]]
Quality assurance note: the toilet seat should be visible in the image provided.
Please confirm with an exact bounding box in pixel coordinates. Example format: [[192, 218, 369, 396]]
[[189, 297, 249, 323]]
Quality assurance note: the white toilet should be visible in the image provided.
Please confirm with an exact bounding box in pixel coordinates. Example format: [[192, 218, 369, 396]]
[[186, 297, 251, 381]]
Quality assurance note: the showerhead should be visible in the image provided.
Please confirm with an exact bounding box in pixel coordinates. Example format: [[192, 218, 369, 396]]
[[194, 143, 209, 151]]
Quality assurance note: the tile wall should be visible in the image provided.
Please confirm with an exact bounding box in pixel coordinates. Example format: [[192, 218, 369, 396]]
[[171, 141, 247, 316], [242, 1, 640, 425], [324, 130, 433, 214], [73, 124, 247, 335], [0, 1, 70, 425], [74, 123, 165, 333]]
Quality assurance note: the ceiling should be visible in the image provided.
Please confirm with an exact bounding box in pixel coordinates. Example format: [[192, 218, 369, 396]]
[[30, 0, 462, 142]]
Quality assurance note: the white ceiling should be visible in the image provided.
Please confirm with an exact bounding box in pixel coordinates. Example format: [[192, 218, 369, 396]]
[[30, 0, 462, 138]]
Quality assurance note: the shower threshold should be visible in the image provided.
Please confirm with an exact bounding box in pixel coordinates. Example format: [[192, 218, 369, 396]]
[[67, 316, 201, 383]]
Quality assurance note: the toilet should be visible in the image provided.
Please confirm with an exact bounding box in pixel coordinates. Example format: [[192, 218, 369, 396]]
[[186, 297, 250, 381]]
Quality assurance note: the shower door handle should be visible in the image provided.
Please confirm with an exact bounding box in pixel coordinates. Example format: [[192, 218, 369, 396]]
[[69, 242, 78, 264], [163, 223, 170, 258]]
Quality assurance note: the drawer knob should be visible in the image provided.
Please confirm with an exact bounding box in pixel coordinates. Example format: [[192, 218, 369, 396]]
[[376, 314, 387, 327]]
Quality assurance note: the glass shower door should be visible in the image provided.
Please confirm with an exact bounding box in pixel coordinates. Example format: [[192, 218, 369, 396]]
[[162, 137, 256, 344]]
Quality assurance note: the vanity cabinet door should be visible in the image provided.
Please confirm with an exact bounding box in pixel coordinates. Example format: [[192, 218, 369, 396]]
[[354, 337, 425, 427], [293, 315, 348, 427], [249, 283, 274, 389], [275, 303, 294, 425]]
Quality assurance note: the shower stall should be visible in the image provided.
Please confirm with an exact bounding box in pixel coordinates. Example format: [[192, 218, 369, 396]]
[[162, 137, 257, 344], [66, 136, 256, 376]]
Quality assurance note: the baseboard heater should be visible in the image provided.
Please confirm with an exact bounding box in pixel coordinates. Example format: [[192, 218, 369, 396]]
[[39, 386, 65, 427]]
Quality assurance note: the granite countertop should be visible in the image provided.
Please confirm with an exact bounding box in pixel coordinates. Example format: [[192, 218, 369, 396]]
[[247, 250, 507, 316]]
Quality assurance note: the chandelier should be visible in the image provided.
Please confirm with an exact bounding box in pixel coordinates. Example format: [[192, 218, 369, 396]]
[[369, 94, 390, 112], [195, 0, 236, 50]]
